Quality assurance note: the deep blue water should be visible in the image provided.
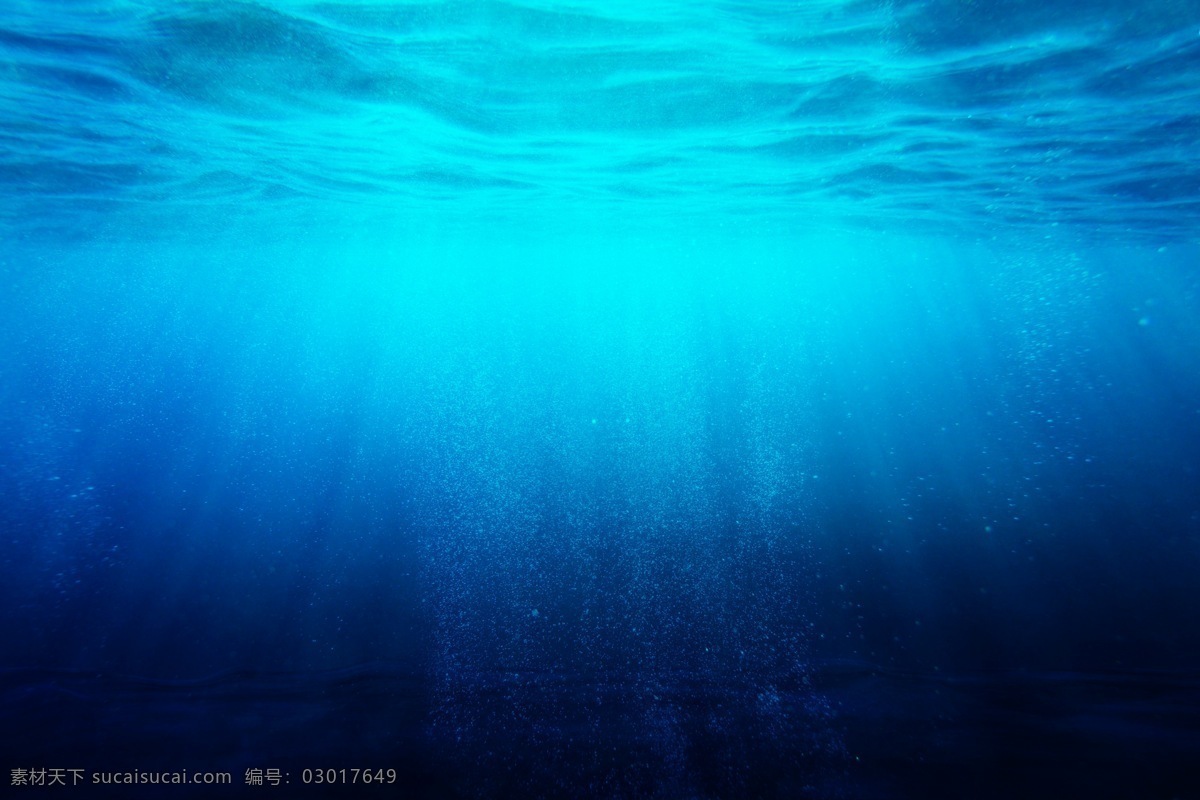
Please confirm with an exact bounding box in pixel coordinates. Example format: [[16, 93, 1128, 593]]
[[2, 2, 1199, 798]]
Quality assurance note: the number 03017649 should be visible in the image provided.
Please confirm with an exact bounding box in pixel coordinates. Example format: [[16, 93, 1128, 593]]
[[301, 769, 397, 785]]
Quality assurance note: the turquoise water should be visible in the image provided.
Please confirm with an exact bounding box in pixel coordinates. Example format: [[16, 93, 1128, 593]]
[[2, 2, 1199, 798], [3, 1, 1198, 238]]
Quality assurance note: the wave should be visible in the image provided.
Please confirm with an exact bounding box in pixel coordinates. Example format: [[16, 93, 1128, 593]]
[[0, 0, 1197, 239]]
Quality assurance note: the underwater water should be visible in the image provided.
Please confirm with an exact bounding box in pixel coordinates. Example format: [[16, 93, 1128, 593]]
[[2, 1, 1199, 798]]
